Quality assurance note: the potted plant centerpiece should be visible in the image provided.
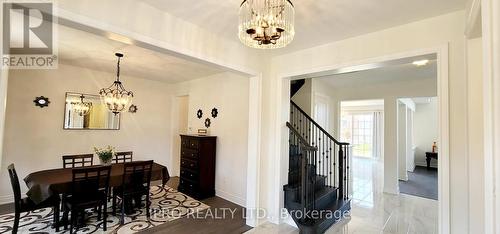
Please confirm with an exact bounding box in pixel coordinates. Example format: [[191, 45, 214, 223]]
[[94, 145, 115, 165]]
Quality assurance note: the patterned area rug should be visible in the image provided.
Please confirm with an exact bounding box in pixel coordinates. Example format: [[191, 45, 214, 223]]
[[0, 185, 209, 233]]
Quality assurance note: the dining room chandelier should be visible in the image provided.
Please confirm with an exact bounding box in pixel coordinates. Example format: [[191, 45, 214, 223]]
[[238, 0, 295, 49], [72, 94, 92, 116], [99, 53, 134, 115]]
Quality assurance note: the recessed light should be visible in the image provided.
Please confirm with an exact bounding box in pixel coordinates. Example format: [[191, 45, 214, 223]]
[[412, 59, 429, 66]]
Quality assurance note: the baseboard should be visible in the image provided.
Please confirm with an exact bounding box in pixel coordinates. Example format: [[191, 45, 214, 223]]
[[215, 189, 246, 207], [0, 194, 13, 205], [415, 162, 438, 168]]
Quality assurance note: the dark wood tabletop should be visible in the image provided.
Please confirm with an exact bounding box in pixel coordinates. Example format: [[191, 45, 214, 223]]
[[24, 162, 169, 204]]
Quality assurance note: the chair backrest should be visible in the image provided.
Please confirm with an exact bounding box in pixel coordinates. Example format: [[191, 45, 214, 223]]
[[71, 165, 111, 201], [113, 151, 133, 164], [62, 154, 94, 168], [121, 160, 153, 192], [7, 164, 22, 211]]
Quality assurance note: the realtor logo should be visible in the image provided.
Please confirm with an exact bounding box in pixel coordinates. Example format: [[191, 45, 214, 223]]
[[2, 2, 57, 69]]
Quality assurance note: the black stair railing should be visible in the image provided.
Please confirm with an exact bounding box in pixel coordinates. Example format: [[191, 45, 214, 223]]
[[287, 122, 318, 214], [289, 101, 350, 201]]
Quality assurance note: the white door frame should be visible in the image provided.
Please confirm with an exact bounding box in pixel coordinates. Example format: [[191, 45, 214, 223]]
[[275, 45, 450, 233], [480, 0, 500, 232]]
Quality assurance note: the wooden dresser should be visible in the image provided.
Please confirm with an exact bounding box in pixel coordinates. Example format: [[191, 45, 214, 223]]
[[178, 135, 217, 200]]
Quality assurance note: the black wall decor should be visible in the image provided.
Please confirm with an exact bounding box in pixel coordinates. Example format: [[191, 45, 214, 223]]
[[128, 104, 138, 113], [34, 96, 50, 108], [204, 118, 211, 128], [211, 108, 218, 118], [197, 109, 203, 119]]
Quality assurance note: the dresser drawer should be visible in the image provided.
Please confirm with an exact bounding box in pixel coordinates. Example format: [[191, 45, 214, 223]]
[[181, 148, 198, 160], [181, 138, 190, 148], [180, 168, 199, 181], [178, 178, 198, 193], [180, 158, 198, 170], [188, 139, 199, 149]]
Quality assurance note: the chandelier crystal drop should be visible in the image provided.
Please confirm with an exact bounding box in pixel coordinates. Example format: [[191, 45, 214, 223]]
[[239, 0, 295, 49], [72, 94, 93, 116], [99, 53, 134, 115]]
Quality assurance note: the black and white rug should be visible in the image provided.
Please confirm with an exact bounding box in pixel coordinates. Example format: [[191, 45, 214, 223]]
[[0, 185, 209, 233]]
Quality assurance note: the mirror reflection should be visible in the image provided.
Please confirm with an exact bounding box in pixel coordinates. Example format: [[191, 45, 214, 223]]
[[64, 92, 120, 130]]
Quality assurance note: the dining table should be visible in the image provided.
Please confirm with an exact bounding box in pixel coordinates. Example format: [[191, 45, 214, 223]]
[[24, 162, 170, 205]]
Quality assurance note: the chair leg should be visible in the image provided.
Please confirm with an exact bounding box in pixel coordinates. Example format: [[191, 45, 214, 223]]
[[12, 211, 20, 234], [97, 204, 102, 221], [112, 194, 116, 215], [70, 209, 76, 234], [120, 196, 125, 225], [62, 209, 68, 230], [103, 202, 108, 231], [146, 193, 151, 219], [54, 204, 60, 232]]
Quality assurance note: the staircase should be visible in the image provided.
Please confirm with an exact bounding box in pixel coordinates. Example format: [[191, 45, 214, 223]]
[[284, 100, 351, 234]]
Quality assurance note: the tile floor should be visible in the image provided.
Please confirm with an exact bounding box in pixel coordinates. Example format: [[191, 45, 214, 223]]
[[247, 157, 438, 234]]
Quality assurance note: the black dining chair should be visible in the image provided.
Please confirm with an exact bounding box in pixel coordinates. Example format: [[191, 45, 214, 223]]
[[62, 165, 111, 233], [8, 164, 61, 233], [112, 160, 153, 224], [62, 154, 94, 168], [113, 151, 133, 164]]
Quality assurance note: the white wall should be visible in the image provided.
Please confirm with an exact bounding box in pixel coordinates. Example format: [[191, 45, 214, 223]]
[[311, 79, 339, 138], [466, 37, 484, 233], [0, 63, 173, 203], [170, 96, 189, 177], [398, 102, 408, 180], [264, 11, 467, 232], [414, 98, 439, 167], [173, 72, 250, 206], [291, 79, 313, 115]]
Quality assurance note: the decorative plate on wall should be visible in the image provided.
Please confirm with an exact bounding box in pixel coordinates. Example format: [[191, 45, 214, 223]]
[[129, 104, 138, 113], [204, 118, 211, 128], [34, 96, 50, 108], [197, 109, 203, 119], [211, 108, 218, 118]]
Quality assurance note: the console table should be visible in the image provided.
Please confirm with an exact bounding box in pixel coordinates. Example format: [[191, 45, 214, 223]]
[[425, 152, 438, 169]]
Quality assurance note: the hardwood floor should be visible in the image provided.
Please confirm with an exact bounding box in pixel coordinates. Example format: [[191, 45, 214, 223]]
[[0, 177, 252, 234]]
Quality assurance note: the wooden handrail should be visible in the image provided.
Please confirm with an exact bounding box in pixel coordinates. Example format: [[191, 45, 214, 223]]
[[286, 122, 318, 151], [291, 101, 349, 145]]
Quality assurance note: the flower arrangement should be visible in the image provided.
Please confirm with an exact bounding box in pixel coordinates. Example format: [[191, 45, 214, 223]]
[[94, 145, 115, 165]]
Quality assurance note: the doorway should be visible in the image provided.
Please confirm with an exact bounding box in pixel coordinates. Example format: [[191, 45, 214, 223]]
[[171, 95, 189, 177]]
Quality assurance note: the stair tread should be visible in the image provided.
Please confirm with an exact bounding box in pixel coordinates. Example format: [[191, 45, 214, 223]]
[[297, 199, 351, 226]]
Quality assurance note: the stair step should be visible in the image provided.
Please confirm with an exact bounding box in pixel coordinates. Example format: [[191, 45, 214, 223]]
[[296, 199, 351, 234]]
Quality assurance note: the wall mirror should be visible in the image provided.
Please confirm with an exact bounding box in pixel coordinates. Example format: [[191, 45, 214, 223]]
[[63, 92, 120, 130]]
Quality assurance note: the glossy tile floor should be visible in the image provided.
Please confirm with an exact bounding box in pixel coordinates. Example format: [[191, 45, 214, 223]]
[[248, 157, 438, 234]]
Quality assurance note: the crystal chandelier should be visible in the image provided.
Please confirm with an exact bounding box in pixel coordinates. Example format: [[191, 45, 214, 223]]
[[239, 0, 295, 49], [99, 53, 134, 115], [72, 94, 92, 116]]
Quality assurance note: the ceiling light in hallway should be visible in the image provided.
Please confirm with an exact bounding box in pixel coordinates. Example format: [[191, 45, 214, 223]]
[[239, 0, 295, 49], [412, 59, 429, 66]]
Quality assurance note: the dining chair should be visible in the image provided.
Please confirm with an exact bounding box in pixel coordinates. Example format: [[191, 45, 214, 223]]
[[112, 160, 153, 224], [113, 151, 133, 164], [62, 165, 111, 233], [8, 164, 61, 233], [62, 154, 94, 168]]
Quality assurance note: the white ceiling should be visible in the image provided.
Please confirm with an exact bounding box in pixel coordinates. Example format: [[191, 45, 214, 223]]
[[140, 0, 465, 52], [317, 60, 437, 89], [58, 25, 226, 83]]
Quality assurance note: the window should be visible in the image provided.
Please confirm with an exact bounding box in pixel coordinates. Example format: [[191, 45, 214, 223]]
[[341, 113, 374, 158]]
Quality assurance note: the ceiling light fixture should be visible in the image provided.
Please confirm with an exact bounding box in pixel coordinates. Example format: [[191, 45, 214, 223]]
[[99, 53, 134, 115], [412, 59, 429, 66], [239, 0, 295, 49]]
